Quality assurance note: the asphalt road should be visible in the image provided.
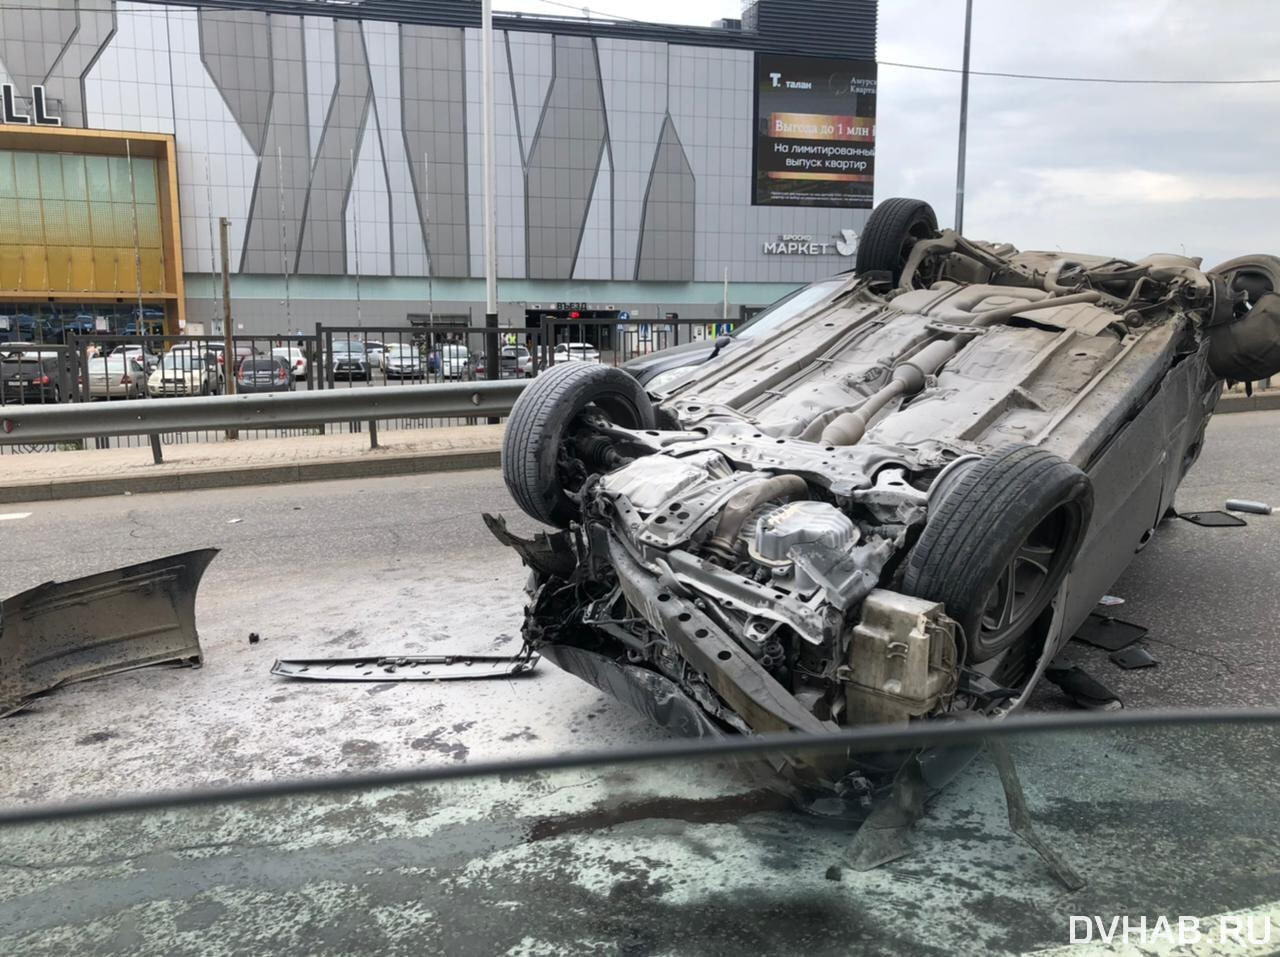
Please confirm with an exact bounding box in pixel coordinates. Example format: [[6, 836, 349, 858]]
[[0, 411, 1277, 808]]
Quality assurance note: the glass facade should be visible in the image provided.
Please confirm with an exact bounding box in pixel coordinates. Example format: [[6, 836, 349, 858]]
[[0, 150, 166, 296]]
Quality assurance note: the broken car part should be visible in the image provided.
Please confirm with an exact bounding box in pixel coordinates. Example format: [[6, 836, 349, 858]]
[[270, 653, 540, 682], [1044, 666, 1123, 712], [493, 195, 1263, 793], [0, 549, 217, 718], [1110, 645, 1158, 670], [1072, 613, 1149, 652], [1179, 510, 1247, 527], [1224, 499, 1275, 515]]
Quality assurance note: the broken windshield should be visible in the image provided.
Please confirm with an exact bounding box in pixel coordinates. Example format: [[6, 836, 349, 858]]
[[2, 710, 1277, 956]]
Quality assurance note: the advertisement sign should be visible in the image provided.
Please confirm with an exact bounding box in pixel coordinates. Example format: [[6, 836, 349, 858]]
[[752, 54, 876, 209]]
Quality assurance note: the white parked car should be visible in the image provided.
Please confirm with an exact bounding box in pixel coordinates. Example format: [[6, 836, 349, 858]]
[[272, 346, 308, 381], [364, 341, 387, 370], [148, 353, 217, 397], [553, 342, 601, 363], [436, 343, 472, 379], [109, 344, 159, 372]]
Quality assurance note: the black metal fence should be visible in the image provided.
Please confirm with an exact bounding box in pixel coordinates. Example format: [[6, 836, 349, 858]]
[[0, 317, 738, 454]]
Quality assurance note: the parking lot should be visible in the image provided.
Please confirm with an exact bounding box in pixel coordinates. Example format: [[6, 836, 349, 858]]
[[0, 409, 1275, 808]]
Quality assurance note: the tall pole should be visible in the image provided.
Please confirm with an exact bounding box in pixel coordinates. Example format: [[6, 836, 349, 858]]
[[481, 0, 500, 381], [954, 0, 973, 234], [220, 216, 238, 440], [220, 217, 235, 398], [277, 147, 292, 334]]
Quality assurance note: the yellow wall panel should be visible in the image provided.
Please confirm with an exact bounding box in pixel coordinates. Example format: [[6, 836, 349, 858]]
[[0, 246, 22, 289], [69, 247, 95, 292], [20, 246, 48, 291]]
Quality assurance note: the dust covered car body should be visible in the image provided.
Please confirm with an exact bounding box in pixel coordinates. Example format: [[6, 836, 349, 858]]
[[492, 198, 1280, 757]]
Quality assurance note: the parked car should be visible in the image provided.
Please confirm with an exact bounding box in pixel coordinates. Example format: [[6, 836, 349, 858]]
[[553, 342, 601, 363], [491, 196, 1280, 790], [271, 347, 308, 381], [207, 343, 258, 384], [363, 341, 387, 370], [434, 343, 471, 379], [109, 344, 159, 373], [85, 354, 148, 399], [148, 353, 218, 397], [167, 345, 225, 392], [331, 341, 371, 381], [1, 355, 62, 403], [501, 345, 535, 378], [235, 356, 294, 394], [57, 314, 98, 339], [0, 314, 59, 344], [383, 344, 425, 379]]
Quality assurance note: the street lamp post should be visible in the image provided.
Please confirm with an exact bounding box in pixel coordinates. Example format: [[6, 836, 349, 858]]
[[481, 0, 500, 381], [955, 0, 974, 234]]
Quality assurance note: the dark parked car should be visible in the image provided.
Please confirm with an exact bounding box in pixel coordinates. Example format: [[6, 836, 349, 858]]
[[491, 196, 1280, 790], [235, 356, 294, 394], [332, 341, 371, 381], [1, 354, 63, 404]]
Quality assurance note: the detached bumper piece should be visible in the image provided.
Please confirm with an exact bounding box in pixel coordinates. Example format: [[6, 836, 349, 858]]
[[0, 548, 217, 717], [270, 652, 540, 682]]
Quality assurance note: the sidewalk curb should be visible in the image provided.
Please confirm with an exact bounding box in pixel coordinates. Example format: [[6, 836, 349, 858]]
[[1216, 392, 1280, 414], [0, 446, 500, 504]]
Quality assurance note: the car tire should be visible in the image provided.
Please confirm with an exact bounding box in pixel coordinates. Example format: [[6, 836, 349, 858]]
[[903, 445, 1093, 666], [855, 197, 941, 286], [503, 362, 656, 528]]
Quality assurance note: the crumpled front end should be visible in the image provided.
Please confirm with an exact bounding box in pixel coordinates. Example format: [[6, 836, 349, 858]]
[[500, 446, 964, 748]]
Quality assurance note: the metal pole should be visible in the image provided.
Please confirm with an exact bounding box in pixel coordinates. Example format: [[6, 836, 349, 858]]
[[954, 0, 973, 234], [723, 268, 729, 321], [481, 0, 500, 383], [204, 155, 219, 327], [277, 146, 292, 333], [220, 217, 238, 439], [124, 139, 146, 340], [350, 148, 362, 327], [424, 152, 434, 329]]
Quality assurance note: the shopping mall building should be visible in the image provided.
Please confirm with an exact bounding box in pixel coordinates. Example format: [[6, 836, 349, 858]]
[[0, 0, 877, 336]]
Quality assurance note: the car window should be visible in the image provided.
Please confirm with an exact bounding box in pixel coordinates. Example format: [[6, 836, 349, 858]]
[[732, 277, 847, 341], [4, 713, 1280, 955], [159, 356, 203, 370]]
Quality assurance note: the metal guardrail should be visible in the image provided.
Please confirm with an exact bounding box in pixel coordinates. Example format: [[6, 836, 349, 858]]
[[0, 380, 527, 445]]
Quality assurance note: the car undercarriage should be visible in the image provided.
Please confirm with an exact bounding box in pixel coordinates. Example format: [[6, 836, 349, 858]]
[[490, 198, 1280, 787]]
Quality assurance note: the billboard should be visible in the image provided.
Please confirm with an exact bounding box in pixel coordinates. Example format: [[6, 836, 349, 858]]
[[752, 54, 877, 209]]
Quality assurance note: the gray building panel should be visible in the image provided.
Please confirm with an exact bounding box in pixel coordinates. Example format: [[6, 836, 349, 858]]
[[241, 15, 309, 274], [525, 35, 606, 280], [0, 3, 77, 96], [302, 17, 337, 162], [199, 8, 273, 153], [294, 17, 370, 275], [636, 115, 695, 282], [401, 24, 469, 279]]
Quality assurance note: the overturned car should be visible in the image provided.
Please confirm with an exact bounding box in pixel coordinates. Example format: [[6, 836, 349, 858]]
[[492, 198, 1280, 761]]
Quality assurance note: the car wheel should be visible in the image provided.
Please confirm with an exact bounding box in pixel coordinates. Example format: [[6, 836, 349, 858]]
[[502, 362, 655, 528], [903, 445, 1092, 666], [855, 197, 941, 286], [201, 382, 210, 396]]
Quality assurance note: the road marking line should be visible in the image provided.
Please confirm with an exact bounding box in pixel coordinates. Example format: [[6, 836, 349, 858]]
[[0, 512, 31, 521]]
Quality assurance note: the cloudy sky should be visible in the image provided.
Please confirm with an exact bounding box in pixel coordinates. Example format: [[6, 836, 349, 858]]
[[499, 0, 1280, 267]]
